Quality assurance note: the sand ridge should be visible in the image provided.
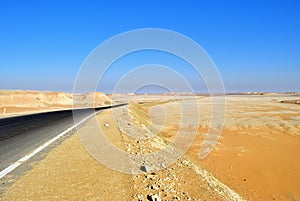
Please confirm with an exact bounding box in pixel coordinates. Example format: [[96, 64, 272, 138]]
[[0, 90, 111, 117]]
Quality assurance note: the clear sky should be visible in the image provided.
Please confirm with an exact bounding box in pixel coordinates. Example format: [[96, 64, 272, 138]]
[[0, 0, 299, 93]]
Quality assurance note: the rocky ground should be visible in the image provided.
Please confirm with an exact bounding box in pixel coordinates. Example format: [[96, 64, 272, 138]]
[[106, 106, 245, 201]]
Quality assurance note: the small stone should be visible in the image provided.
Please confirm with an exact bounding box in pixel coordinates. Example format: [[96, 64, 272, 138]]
[[147, 194, 162, 201], [138, 194, 143, 201], [147, 184, 159, 190], [172, 195, 181, 200], [146, 175, 153, 180], [140, 165, 153, 172]]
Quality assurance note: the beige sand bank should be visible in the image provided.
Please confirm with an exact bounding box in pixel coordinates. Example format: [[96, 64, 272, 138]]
[[0, 90, 111, 117]]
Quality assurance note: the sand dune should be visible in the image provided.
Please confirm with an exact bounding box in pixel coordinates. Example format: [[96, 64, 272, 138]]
[[0, 90, 73, 107], [0, 90, 111, 117]]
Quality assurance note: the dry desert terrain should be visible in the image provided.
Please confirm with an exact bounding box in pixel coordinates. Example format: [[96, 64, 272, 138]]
[[0, 90, 111, 118], [1, 92, 300, 200]]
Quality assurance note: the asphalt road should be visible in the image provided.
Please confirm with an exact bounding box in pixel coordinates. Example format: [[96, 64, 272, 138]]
[[0, 106, 114, 172]]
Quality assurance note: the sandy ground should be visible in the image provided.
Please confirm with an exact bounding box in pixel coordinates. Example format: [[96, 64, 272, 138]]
[[0, 110, 132, 201], [1, 94, 300, 200], [136, 95, 300, 201]]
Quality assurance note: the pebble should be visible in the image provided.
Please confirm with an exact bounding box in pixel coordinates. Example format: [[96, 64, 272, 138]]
[[173, 195, 181, 200], [141, 165, 153, 172], [147, 193, 162, 201], [137, 194, 143, 201], [147, 184, 159, 190]]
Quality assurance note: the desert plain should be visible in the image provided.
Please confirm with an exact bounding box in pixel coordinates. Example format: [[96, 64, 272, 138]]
[[0, 90, 300, 201]]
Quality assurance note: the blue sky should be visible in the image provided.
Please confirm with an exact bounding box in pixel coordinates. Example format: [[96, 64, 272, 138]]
[[0, 0, 299, 93]]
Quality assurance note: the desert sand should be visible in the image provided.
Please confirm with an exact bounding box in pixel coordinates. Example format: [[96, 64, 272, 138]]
[[1, 93, 300, 200], [0, 106, 227, 201], [132, 94, 300, 200], [0, 90, 112, 118]]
